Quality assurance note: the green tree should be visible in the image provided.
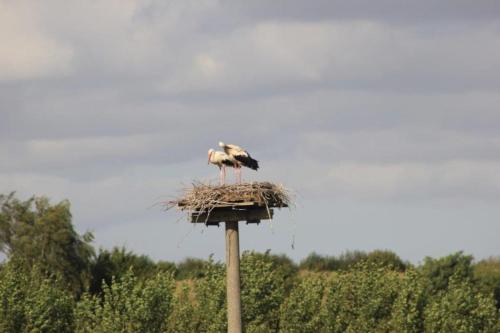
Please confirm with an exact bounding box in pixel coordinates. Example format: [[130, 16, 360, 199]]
[[75, 270, 175, 333], [424, 273, 499, 333], [176, 257, 209, 279], [474, 257, 500, 308], [257, 251, 298, 294], [89, 246, 175, 294], [165, 285, 198, 333], [0, 261, 75, 333], [365, 249, 408, 272], [279, 274, 326, 333], [0, 193, 94, 295], [240, 251, 287, 332], [420, 251, 473, 295], [299, 252, 342, 271], [299, 250, 408, 272], [323, 263, 402, 332], [388, 269, 427, 333], [193, 258, 227, 333]]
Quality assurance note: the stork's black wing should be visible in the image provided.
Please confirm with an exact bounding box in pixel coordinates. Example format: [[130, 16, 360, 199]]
[[222, 158, 238, 167], [234, 153, 259, 170]]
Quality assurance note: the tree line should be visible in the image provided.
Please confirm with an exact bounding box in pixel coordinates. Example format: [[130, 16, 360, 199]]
[[0, 193, 499, 332]]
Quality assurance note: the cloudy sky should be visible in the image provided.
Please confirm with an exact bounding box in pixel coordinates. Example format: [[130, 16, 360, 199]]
[[1, 0, 500, 263]]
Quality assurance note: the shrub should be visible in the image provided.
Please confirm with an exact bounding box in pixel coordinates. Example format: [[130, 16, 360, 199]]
[[388, 269, 427, 333], [365, 249, 408, 272], [299, 250, 408, 272], [253, 250, 298, 294], [75, 270, 175, 333], [424, 273, 499, 333], [89, 247, 175, 295], [420, 251, 473, 295], [165, 285, 198, 333], [192, 258, 227, 333], [299, 252, 342, 271], [0, 262, 74, 333], [0, 194, 94, 296], [323, 262, 402, 332], [240, 251, 286, 332], [279, 274, 326, 332], [176, 257, 209, 280], [474, 257, 500, 308]]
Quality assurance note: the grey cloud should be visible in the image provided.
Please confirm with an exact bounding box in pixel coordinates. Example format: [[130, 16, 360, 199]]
[[1, 0, 499, 262], [219, 1, 500, 24], [3, 88, 500, 176], [4, 1, 499, 96], [0, 1, 74, 80]]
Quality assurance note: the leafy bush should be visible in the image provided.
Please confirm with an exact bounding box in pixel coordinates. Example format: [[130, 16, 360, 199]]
[[75, 270, 175, 333], [420, 251, 473, 295], [165, 285, 198, 333], [192, 258, 227, 333], [249, 250, 298, 294], [365, 249, 408, 272], [0, 194, 94, 296], [299, 251, 343, 271], [424, 273, 499, 333], [323, 262, 402, 332], [89, 247, 176, 294], [388, 269, 427, 333], [474, 257, 500, 308], [299, 249, 407, 272], [176, 257, 209, 280], [0, 261, 74, 333], [279, 274, 325, 333], [240, 251, 286, 332]]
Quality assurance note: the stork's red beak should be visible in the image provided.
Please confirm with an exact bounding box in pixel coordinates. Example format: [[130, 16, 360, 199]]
[[207, 152, 211, 164]]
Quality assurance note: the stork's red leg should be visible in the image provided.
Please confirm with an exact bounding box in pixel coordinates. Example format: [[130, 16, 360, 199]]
[[237, 167, 242, 184]]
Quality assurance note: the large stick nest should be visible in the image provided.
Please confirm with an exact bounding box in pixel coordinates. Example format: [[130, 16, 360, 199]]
[[165, 181, 292, 214]]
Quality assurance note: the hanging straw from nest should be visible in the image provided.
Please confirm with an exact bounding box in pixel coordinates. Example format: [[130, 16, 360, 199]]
[[165, 181, 293, 215]]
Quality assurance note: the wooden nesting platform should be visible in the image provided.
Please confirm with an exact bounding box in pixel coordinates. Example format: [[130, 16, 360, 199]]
[[168, 182, 291, 226], [187, 202, 287, 226]]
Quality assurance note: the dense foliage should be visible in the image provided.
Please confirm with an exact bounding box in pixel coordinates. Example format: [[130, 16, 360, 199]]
[[299, 249, 409, 272], [0, 261, 75, 333], [0, 193, 94, 295], [75, 271, 175, 333], [0, 193, 499, 332]]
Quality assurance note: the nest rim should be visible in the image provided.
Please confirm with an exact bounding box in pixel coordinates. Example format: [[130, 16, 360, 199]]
[[166, 181, 292, 214]]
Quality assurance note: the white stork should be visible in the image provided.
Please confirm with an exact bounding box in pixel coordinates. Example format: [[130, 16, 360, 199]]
[[219, 141, 259, 183], [207, 149, 238, 185]]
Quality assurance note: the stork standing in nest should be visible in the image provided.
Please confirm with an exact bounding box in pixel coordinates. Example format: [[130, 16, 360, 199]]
[[208, 149, 238, 185], [219, 141, 259, 183]]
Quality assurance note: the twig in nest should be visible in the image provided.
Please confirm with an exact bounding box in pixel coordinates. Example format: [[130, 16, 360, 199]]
[[163, 181, 293, 223]]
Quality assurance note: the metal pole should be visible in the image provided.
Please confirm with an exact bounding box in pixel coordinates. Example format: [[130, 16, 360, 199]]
[[225, 221, 242, 333]]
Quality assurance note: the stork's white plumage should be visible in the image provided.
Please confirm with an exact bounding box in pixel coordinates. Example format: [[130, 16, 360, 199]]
[[219, 142, 259, 183], [208, 149, 238, 185]]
